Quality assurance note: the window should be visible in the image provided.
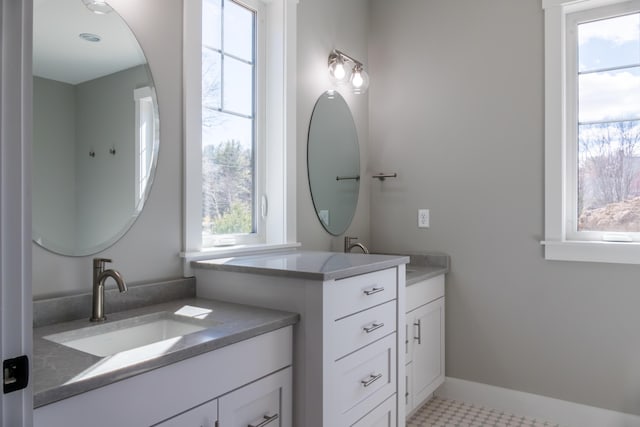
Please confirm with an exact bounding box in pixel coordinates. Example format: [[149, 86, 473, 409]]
[[183, 0, 298, 262], [543, 0, 640, 263], [201, 0, 263, 247]]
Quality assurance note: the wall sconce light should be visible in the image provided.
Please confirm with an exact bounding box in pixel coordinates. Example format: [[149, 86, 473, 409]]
[[328, 49, 369, 95], [82, 0, 113, 15]]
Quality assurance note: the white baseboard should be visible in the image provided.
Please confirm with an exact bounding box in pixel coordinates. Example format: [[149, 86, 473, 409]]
[[435, 377, 640, 427]]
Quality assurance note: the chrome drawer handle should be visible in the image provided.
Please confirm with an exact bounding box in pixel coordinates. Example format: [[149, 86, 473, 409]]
[[363, 322, 384, 333], [363, 286, 384, 296], [248, 413, 279, 427], [414, 319, 422, 345], [361, 373, 383, 387]]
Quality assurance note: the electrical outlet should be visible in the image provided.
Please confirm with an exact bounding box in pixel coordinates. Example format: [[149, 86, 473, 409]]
[[418, 209, 430, 228]]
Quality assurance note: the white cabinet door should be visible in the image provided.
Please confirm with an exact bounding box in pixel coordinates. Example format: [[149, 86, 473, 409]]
[[405, 361, 413, 415], [219, 367, 292, 427], [154, 399, 218, 427], [352, 395, 396, 427], [411, 297, 445, 407]]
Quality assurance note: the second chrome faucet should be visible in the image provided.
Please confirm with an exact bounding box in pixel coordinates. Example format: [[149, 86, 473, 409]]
[[91, 258, 127, 322]]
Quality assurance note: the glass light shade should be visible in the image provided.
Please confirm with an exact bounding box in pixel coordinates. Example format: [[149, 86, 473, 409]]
[[82, 0, 113, 14], [328, 56, 351, 84], [350, 68, 369, 94]]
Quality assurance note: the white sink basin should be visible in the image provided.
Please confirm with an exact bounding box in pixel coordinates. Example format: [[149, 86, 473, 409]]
[[44, 312, 218, 357]]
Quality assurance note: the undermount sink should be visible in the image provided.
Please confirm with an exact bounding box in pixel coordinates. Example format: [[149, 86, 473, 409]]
[[44, 311, 218, 357]]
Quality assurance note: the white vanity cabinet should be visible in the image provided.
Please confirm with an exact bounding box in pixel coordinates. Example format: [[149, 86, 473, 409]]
[[35, 327, 293, 427], [154, 398, 218, 427], [218, 367, 291, 427], [194, 253, 407, 427], [405, 274, 445, 416], [156, 367, 291, 427]]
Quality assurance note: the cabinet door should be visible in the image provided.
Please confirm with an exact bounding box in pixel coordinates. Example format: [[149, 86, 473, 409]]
[[219, 367, 291, 427], [154, 399, 218, 427], [405, 320, 413, 363], [411, 297, 445, 407], [352, 395, 396, 427], [405, 361, 413, 416]]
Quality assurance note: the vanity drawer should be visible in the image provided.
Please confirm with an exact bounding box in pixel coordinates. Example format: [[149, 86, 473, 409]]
[[331, 333, 396, 417], [327, 268, 397, 320], [406, 274, 444, 313], [331, 300, 396, 360], [351, 394, 396, 427]]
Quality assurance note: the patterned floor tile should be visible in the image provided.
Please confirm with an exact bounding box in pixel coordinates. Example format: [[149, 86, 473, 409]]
[[407, 396, 561, 427]]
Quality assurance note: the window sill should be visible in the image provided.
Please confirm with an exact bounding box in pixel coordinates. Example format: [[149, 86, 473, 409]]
[[542, 240, 640, 264], [181, 242, 301, 276]]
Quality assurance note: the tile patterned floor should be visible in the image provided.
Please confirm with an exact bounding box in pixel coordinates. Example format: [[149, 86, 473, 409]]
[[407, 396, 561, 427]]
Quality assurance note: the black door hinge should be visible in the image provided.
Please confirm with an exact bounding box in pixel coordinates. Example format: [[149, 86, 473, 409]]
[[3, 355, 29, 394]]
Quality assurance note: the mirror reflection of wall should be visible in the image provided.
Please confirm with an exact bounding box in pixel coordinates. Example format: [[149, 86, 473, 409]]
[[307, 91, 360, 235], [32, 0, 159, 256]]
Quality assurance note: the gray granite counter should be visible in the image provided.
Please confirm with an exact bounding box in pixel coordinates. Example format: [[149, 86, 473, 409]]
[[192, 250, 409, 280], [34, 298, 299, 408], [375, 251, 450, 285], [406, 253, 449, 285]]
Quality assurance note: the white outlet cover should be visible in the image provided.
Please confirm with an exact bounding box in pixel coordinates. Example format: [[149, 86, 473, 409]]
[[418, 209, 429, 228]]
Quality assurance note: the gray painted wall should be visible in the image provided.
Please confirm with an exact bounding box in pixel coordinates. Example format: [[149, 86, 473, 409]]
[[296, 0, 371, 252], [370, 0, 640, 415], [33, 77, 77, 251]]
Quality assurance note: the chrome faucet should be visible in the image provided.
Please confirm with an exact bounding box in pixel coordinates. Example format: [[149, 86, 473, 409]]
[[91, 258, 127, 322], [344, 236, 369, 254]]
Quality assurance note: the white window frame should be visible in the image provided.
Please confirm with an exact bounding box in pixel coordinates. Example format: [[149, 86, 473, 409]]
[[182, 0, 299, 271], [543, 0, 640, 264], [200, 0, 265, 248]]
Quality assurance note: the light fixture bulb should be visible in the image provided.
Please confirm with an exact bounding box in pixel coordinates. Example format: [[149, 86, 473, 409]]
[[352, 71, 364, 88], [328, 52, 351, 84], [350, 66, 369, 94], [333, 61, 346, 80]]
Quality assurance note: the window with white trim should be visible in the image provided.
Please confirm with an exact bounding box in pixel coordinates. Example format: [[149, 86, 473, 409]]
[[544, 0, 640, 263], [201, 0, 264, 247], [183, 0, 298, 259]]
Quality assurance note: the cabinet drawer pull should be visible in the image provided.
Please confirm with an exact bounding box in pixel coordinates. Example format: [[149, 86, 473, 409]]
[[363, 322, 384, 333], [361, 373, 383, 387], [363, 286, 384, 296], [248, 413, 279, 427], [414, 319, 422, 344]]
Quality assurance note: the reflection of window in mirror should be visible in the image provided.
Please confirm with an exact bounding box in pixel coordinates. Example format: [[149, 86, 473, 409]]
[[135, 86, 154, 210]]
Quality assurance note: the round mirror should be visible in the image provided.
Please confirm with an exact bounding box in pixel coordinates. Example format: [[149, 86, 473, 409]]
[[32, 0, 159, 256], [307, 91, 360, 235]]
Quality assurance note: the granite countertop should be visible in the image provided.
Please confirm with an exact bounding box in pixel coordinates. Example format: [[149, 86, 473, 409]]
[[192, 250, 410, 280], [33, 298, 299, 408], [406, 264, 449, 284], [389, 252, 450, 285]]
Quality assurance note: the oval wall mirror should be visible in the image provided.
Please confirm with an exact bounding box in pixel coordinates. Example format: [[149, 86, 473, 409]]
[[307, 91, 360, 236], [32, 0, 159, 256]]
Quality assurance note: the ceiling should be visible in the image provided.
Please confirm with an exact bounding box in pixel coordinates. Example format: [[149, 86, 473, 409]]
[[33, 0, 147, 85]]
